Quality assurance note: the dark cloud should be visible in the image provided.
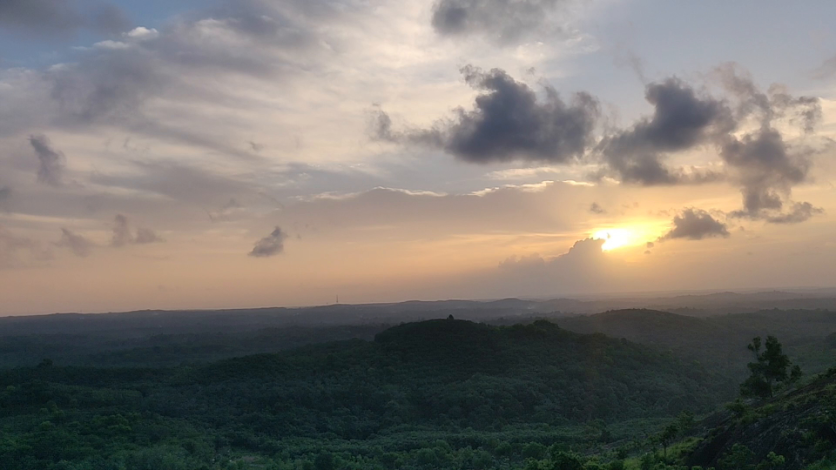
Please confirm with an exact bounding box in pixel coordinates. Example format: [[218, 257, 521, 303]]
[[764, 202, 824, 225], [0, 0, 130, 38], [57, 228, 94, 257], [722, 128, 809, 218], [711, 64, 823, 223], [589, 202, 605, 214], [660, 209, 730, 241], [29, 134, 65, 186], [111, 214, 162, 247], [599, 78, 733, 185], [249, 227, 286, 258], [431, 0, 565, 44], [373, 66, 600, 164]]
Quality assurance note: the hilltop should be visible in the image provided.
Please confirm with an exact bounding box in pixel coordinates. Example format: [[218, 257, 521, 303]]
[[0, 318, 734, 470]]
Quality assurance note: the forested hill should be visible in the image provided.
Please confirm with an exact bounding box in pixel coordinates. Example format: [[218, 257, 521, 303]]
[[684, 368, 836, 470], [0, 319, 735, 469], [559, 309, 836, 377]]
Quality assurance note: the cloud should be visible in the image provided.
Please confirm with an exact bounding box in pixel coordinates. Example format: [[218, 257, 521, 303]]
[[57, 228, 94, 257], [714, 63, 821, 132], [249, 226, 287, 257], [29, 134, 66, 186], [431, 0, 567, 44], [598, 78, 733, 185], [711, 64, 824, 223], [660, 208, 730, 241], [111, 214, 162, 247], [19, 0, 345, 157], [764, 202, 824, 224], [491, 237, 615, 295], [589, 202, 605, 214], [0, 0, 130, 38], [376, 63, 823, 225], [373, 66, 600, 164], [722, 128, 811, 218]]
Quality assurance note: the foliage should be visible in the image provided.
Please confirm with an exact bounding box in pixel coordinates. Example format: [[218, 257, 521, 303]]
[[741, 336, 802, 398]]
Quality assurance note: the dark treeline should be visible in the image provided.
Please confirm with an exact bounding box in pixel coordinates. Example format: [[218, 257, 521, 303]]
[[1, 319, 731, 469]]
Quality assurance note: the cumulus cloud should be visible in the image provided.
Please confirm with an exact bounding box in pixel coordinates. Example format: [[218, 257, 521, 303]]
[[377, 63, 823, 224], [598, 78, 733, 185], [712, 64, 823, 223], [373, 66, 600, 164], [431, 0, 568, 44], [249, 227, 287, 258], [29, 134, 66, 186], [111, 214, 162, 247], [660, 208, 730, 241], [492, 237, 615, 295], [57, 228, 94, 257], [0, 0, 131, 37]]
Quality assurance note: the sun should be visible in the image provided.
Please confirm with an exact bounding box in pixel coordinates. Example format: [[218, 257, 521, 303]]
[[593, 228, 633, 251]]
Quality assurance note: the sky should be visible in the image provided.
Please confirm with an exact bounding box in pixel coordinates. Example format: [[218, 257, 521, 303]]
[[1, 0, 836, 316]]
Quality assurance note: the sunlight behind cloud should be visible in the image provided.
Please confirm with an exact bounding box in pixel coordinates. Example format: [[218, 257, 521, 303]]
[[593, 228, 634, 251]]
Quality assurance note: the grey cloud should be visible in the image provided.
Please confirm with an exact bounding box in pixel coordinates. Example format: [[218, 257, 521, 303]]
[[377, 64, 823, 225], [112, 214, 162, 247], [712, 64, 822, 223], [39, 0, 338, 155], [431, 0, 566, 44], [589, 202, 605, 214], [660, 208, 729, 241], [29, 134, 65, 186], [0, 0, 130, 37], [57, 228, 94, 257], [493, 238, 613, 295], [599, 78, 733, 185], [715, 63, 822, 132], [722, 128, 821, 223], [764, 202, 824, 225], [249, 226, 286, 258], [374, 66, 600, 164]]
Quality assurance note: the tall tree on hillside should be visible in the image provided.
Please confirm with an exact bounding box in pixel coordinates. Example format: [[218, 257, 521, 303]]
[[740, 336, 802, 398]]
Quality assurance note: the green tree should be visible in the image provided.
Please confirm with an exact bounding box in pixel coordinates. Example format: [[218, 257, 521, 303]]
[[740, 336, 800, 398], [659, 423, 679, 461]]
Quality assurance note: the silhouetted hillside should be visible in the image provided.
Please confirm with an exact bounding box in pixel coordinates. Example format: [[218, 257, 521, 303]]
[[0, 319, 735, 469]]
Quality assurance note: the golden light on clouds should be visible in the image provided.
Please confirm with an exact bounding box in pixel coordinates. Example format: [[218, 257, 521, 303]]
[[593, 228, 633, 251]]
